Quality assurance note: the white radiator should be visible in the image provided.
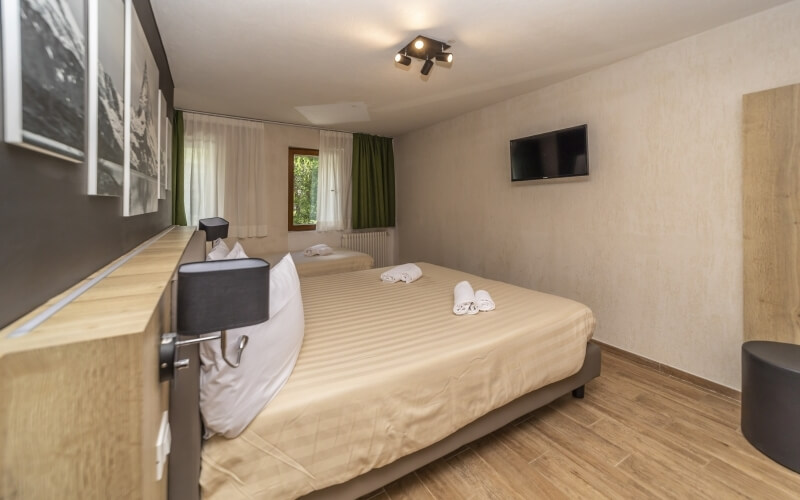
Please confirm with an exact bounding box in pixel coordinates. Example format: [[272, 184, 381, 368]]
[[341, 231, 389, 268]]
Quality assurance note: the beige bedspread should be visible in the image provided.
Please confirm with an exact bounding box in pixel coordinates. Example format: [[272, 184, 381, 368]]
[[258, 248, 373, 277], [200, 263, 595, 499]]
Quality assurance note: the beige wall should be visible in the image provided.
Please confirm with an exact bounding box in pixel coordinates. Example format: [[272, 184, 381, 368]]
[[395, 1, 800, 390]]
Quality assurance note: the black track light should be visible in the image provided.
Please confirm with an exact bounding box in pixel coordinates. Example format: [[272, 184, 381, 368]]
[[435, 52, 453, 63], [394, 52, 411, 66], [394, 35, 453, 79], [421, 59, 434, 76]]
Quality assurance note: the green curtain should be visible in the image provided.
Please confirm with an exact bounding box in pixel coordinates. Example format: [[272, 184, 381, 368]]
[[352, 133, 395, 229], [172, 111, 187, 226]]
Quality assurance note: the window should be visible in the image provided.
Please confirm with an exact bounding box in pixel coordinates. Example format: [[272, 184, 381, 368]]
[[288, 147, 319, 231]]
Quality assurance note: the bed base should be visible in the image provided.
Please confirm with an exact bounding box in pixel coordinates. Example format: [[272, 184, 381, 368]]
[[299, 342, 601, 500]]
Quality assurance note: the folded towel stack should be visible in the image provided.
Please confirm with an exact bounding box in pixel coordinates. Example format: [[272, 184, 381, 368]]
[[304, 244, 333, 256], [380, 263, 423, 284], [453, 281, 495, 315]]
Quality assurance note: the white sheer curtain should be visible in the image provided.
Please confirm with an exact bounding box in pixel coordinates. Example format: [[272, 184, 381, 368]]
[[183, 113, 268, 238], [315, 130, 353, 231]]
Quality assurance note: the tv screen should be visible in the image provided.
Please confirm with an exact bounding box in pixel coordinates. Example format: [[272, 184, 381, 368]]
[[510, 124, 588, 181]]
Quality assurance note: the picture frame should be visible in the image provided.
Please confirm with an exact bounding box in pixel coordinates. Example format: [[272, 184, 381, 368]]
[[123, 0, 159, 216], [158, 90, 167, 200], [1, 0, 87, 162], [87, 0, 126, 196]]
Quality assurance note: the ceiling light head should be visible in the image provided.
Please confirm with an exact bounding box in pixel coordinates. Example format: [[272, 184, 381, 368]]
[[435, 52, 453, 63], [414, 39, 425, 50], [394, 52, 411, 66], [421, 59, 434, 76]]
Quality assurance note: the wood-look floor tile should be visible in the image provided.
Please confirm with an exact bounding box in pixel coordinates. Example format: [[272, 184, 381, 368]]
[[703, 457, 800, 500], [524, 412, 657, 499], [667, 420, 800, 496], [603, 355, 740, 430], [383, 472, 434, 500], [531, 406, 629, 465], [470, 433, 568, 500], [530, 449, 615, 499], [360, 489, 390, 500], [615, 452, 719, 500], [445, 448, 523, 500], [379, 349, 800, 499], [415, 451, 475, 499], [582, 384, 713, 466], [547, 392, 604, 427], [493, 423, 551, 462]]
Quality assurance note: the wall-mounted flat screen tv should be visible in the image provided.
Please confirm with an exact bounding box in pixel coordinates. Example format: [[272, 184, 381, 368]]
[[510, 124, 588, 181]]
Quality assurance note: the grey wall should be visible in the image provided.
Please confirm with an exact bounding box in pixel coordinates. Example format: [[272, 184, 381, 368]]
[[0, 0, 175, 328]]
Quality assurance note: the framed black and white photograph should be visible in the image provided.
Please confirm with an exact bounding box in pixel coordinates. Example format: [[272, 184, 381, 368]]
[[123, 0, 159, 216], [1, 0, 86, 162], [87, 0, 125, 196], [158, 90, 167, 199]]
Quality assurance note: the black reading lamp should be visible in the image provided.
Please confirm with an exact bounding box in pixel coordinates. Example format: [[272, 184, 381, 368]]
[[159, 258, 270, 382], [199, 217, 229, 249]]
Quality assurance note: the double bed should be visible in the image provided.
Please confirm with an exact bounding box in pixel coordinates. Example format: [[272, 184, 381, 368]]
[[170, 262, 599, 499]]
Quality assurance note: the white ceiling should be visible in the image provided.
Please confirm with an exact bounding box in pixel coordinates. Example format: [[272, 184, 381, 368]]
[[152, 0, 790, 137]]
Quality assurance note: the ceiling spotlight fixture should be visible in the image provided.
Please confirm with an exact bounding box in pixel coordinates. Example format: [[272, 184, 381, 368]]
[[394, 52, 412, 66], [421, 58, 434, 76], [435, 52, 453, 63], [394, 35, 453, 78], [435, 43, 453, 63]]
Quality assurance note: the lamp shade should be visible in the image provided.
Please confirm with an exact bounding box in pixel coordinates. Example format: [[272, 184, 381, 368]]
[[177, 259, 269, 335], [199, 217, 229, 241]]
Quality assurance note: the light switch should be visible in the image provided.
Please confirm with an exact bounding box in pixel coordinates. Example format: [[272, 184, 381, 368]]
[[156, 411, 171, 481]]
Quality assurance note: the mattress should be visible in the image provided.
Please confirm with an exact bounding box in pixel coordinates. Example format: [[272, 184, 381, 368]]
[[200, 263, 595, 499], [259, 248, 373, 277]]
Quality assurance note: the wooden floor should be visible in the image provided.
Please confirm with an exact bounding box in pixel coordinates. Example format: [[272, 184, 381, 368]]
[[364, 351, 800, 499]]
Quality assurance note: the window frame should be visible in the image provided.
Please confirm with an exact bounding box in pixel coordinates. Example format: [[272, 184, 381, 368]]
[[288, 147, 320, 231]]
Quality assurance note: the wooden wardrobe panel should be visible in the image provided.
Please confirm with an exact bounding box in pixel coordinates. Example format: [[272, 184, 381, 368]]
[[743, 83, 800, 344]]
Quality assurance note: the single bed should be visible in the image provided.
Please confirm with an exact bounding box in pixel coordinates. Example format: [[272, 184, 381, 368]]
[[258, 248, 374, 278], [173, 262, 597, 499]]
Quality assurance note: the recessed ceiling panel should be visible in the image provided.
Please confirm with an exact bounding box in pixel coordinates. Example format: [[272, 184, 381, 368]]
[[295, 102, 371, 126]]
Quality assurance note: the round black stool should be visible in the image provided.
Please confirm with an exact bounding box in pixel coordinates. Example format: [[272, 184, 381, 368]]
[[741, 341, 800, 473]]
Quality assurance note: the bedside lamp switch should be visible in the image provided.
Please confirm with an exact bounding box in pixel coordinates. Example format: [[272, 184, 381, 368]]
[[156, 411, 171, 481]]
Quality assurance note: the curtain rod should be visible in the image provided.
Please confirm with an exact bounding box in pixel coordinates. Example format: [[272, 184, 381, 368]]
[[176, 107, 357, 135]]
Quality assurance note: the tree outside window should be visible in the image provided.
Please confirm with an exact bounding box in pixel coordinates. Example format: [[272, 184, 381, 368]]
[[288, 148, 319, 231]]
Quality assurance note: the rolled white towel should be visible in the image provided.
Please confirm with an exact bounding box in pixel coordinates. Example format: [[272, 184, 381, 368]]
[[453, 281, 479, 315], [304, 244, 333, 256], [380, 263, 423, 283], [398, 263, 422, 283], [475, 289, 495, 312]]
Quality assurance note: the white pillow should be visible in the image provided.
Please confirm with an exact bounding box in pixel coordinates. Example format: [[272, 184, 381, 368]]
[[206, 239, 230, 261], [225, 241, 248, 260], [199, 254, 304, 438]]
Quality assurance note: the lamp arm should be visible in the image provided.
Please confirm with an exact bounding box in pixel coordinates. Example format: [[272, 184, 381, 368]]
[[220, 330, 249, 368], [159, 330, 249, 382]]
